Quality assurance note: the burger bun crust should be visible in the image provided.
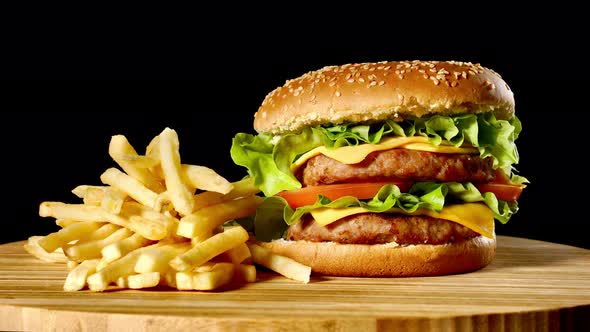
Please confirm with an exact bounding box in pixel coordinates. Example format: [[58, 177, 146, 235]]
[[256, 235, 496, 277], [254, 60, 514, 135]]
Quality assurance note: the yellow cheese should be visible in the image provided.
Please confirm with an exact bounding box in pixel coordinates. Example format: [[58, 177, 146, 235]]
[[309, 202, 495, 239], [291, 136, 478, 172]]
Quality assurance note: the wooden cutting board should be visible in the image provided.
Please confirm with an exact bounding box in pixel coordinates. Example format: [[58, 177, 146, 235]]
[[1, 236, 589, 331]]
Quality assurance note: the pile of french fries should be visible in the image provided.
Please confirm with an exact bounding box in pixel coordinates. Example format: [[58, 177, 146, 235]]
[[26, 127, 311, 292]]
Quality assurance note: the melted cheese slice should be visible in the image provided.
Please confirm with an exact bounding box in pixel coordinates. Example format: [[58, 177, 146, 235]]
[[291, 136, 478, 172], [310, 202, 495, 239]]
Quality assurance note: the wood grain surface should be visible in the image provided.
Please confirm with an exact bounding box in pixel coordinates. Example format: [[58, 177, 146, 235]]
[[1, 236, 589, 331]]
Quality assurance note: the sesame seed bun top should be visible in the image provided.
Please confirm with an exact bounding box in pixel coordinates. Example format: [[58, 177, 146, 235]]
[[254, 60, 515, 135]]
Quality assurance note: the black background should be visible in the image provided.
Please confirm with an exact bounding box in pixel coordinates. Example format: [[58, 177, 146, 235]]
[[3, 16, 589, 250]]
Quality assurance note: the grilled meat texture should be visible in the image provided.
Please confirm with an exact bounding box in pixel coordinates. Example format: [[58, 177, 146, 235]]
[[288, 213, 480, 245], [298, 149, 495, 186]]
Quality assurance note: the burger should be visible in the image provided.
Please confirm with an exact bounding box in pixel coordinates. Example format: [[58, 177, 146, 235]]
[[230, 60, 527, 277]]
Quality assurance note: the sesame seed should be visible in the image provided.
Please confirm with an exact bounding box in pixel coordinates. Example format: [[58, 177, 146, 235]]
[[358, 77, 365, 83], [369, 81, 377, 87], [335, 91, 341, 97], [451, 81, 458, 87], [347, 79, 354, 83], [378, 80, 385, 85]]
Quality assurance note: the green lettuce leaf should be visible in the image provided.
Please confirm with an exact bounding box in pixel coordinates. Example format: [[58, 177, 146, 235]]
[[231, 113, 522, 196], [253, 182, 517, 241]]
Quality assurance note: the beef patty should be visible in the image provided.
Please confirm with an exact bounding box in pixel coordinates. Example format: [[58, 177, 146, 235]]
[[288, 213, 479, 245], [298, 149, 494, 186]]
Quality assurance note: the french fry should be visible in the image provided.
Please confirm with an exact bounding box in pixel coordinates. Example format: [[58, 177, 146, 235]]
[[30, 127, 293, 293], [101, 187, 127, 215], [71, 185, 108, 206], [162, 270, 177, 288], [145, 135, 160, 162], [224, 242, 251, 264], [121, 202, 177, 240], [109, 135, 165, 193], [24, 236, 68, 263], [113, 155, 159, 168], [100, 168, 158, 209], [169, 226, 249, 272], [40, 202, 130, 229], [234, 264, 257, 283], [64, 227, 133, 262], [247, 243, 311, 284], [175, 263, 234, 291], [117, 272, 160, 289], [101, 233, 151, 263], [154, 191, 173, 213], [37, 221, 104, 253], [75, 223, 121, 244], [127, 216, 167, 241], [177, 195, 262, 239], [145, 135, 164, 179], [192, 263, 235, 290], [158, 128, 194, 216], [87, 243, 161, 291], [134, 243, 191, 273], [67, 260, 79, 270], [40, 202, 108, 222], [39, 202, 170, 240], [193, 262, 217, 273], [64, 259, 100, 291], [182, 164, 233, 194], [95, 258, 110, 271], [56, 219, 79, 228], [193, 177, 259, 210]]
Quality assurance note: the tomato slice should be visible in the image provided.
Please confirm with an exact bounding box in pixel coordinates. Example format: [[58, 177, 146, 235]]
[[276, 182, 412, 209], [476, 169, 525, 201], [490, 168, 512, 185], [476, 183, 524, 201]]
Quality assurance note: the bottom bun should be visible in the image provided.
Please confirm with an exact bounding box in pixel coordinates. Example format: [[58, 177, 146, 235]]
[[256, 235, 496, 277]]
